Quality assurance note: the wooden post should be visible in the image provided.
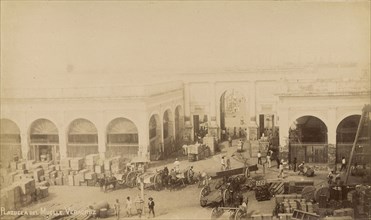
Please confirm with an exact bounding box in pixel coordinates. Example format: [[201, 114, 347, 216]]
[[345, 109, 366, 185]]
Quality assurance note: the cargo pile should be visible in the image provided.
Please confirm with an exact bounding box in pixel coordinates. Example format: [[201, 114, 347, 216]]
[[187, 144, 210, 162], [0, 154, 130, 210]]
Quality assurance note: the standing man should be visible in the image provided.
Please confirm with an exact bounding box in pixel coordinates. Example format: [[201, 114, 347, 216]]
[[266, 150, 271, 168], [340, 157, 347, 171], [125, 196, 132, 217], [221, 156, 226, 171], [277, 160, 284, 179], [148, 197, 155, 218], [257, 151, 262, 165], [114, 199, 120, 220], [174, 158, 180, 173], [228, 135, 232, 147]]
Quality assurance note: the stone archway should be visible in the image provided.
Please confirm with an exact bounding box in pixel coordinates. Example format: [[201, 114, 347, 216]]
[[67, 118, 98, 157], [106, 117, 139, 159], [289, 115, 328, 163], [220, 89, 247, 141], [336, 115, 361, 163], [0, 119, 21, 167], [29, 119, 59, 162]]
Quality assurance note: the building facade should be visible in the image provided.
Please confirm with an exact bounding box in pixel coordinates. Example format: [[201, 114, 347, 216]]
[[1, 63, 370, 167]]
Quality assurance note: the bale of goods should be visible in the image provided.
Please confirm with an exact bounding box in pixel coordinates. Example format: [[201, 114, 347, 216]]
[[104, 160, 112, 171], [60, 158, 71, 169], [99, 208, 108, 218], [68, 175, 75, 186], [74, 174, 84, 186], [85, 172, 97, 180], [33, 168, 44, 182], [89, 201, 109, 217], [86, 154, 100, 166], [333, 208, 354, 218], [95, 165, 104, 174], [63, 176, 69, 185], [79, 169, 90, 179], [70, 158, 84, 171], [55, 177, 63, 185], [17, 178, 36, 195], [86, 165, 95, 172], [37, 181, 50, 187], [87, 179, 97, 187], [1, 185, 22, 210]]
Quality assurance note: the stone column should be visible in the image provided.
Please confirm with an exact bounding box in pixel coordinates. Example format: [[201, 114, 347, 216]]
[[97, 126, 106, 160], [208, 81, 219, 141], [327, 107, 337, 165], [138, 117, 149, 159], [183, 82, 193, 144], [248, 81, 258, 140], [58, 128, 67, 159], [20, 132, 29, 160]]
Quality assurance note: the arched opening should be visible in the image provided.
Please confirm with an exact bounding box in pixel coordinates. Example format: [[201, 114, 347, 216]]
[[336, 115, 361, 163], [106, 118, 139, 159], [289, 116, 328, 163], [0, 119, 21, 167], [149, 114, 162, 161], [29, 119, 59, 162], [175, 105, 184, 150], [67, 119, 98, 157], [163, 110, 174, 157], [220, 89, 247, 141]]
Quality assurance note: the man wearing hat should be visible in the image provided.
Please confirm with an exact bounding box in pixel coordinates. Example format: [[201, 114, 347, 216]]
[[148, 197, 155, 218]]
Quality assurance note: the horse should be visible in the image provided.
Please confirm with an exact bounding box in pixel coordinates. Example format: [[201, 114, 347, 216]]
[[97, 176, 117, 192]]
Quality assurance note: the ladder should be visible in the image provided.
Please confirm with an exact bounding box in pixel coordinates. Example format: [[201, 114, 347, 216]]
[[344, 104, 371, 185]]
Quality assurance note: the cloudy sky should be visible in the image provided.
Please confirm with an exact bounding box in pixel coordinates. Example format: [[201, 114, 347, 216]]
[[1, 1, 370, 87]]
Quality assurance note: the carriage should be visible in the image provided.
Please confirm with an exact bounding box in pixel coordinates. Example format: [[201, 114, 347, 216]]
[[199, 164, 258, 208], [97, 157, 150, 191]]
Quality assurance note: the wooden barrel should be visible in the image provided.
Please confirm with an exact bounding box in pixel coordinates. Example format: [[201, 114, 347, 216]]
[[301, 186, 316, 201], [99, 208, 108, 218], [314, 186, 330, 202]]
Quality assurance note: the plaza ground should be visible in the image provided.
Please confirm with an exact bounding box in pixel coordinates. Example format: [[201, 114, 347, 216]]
[[18, 141, 331, 220]]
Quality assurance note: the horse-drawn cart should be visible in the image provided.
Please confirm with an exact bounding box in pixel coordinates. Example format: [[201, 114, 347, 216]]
[[199, 164, 258, 208]]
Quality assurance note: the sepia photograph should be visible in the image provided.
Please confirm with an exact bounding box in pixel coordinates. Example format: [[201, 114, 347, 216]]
[[0, 1, 370, 219]]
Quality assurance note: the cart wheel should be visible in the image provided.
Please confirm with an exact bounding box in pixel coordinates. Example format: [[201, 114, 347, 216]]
[[222, 189, 232, 207], [199, 186, 210, 207], [211, 207, 224, 219], [244, 167, 250, 178], [126, 171, 137, 188], [234, 209, 246, 220], [153, 174, 163, 191]]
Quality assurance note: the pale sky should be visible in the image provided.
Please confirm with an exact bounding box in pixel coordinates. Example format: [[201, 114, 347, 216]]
[[1, 1, 370, 88]]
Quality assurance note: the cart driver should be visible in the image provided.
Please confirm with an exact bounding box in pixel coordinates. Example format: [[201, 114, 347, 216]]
[[174, 158, 181, 173]]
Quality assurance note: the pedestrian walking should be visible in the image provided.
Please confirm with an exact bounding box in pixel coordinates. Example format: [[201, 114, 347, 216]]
[[125, 196, 132, 217], [277, 161, 284, 179], [228, 136, 232, 147], [257, 151, 262, 165], [226, 157, 231, 170], [114, 199, 120, 220], [148, 197, 155, 218], [221, 156, 226, 171], [340, 157, 347, 171], [276, 155, 280, 169]]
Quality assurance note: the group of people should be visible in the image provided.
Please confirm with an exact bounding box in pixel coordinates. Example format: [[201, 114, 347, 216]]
[[113, 195, 155, 219]]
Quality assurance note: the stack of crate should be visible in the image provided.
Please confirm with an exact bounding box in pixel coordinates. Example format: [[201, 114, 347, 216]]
[[70, 157, 84, 171], [85, 154, 100, 171], [0, 184, 22, 210], [333, 208, 354, 219]]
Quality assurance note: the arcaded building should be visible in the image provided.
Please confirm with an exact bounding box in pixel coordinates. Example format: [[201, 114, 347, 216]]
[[1, 62, 369, 167]]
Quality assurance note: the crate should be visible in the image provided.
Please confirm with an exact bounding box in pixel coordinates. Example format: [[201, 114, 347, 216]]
[[86, 154, 100, 166], [17, 178, 36, 195], [70, 158, 84, 171], [95, 165, 104, 174], [85, 172, 97, 180]]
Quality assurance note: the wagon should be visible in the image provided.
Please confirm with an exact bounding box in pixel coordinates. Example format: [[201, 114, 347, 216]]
[[136, 170, 163, 191], [199, 164, 258, 208], [210, 206, 248, 220]]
